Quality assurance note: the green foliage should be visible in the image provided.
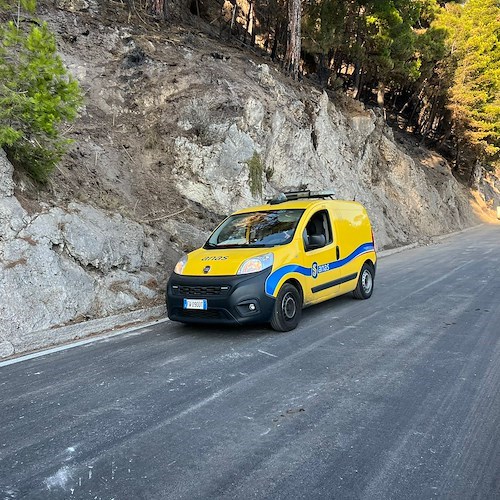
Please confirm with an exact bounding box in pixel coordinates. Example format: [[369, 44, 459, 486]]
[[0, 0, 36, 12], [299, 0, 499, 176], [302, 0, 444, 91], [362, 0, 430, 86], [302, 0, 346, 56], [246, 151, 263, 197], [415, 26, 447, 74], [0, 1, 82, 182], [436, 0, 500, 169], [6, 139, 67, 182]]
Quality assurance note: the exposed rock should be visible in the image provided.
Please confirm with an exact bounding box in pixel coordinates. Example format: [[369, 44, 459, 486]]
[[1, 236, 96, 341], [173, 124, 258, 213], [0, 150, 14, 197], [0, 339, 14, 358], [478, 170, 500, 210], [0, 197, 27, 244], [56, 0, 89, 12], [163, 219, 210, 252], [171, 89, 476, 249], [96, 270, 159, 316], [241, 98, 265, 131], [0, 153, 174, 355], [62, 203, 145, 272]]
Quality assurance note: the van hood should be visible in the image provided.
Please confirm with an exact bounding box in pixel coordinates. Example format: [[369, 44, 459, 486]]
[[182, 247, 267, 276]]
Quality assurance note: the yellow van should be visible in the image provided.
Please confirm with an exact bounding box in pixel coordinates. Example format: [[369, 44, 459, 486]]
[[166, 190, 377, 331]]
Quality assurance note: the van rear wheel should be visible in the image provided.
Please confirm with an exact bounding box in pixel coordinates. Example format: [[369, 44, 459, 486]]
[[271, 283, 302, 332], [353, 263, 374, 299]]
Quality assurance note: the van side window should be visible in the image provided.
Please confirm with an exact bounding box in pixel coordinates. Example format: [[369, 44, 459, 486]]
[[303, 210, 333, 251]]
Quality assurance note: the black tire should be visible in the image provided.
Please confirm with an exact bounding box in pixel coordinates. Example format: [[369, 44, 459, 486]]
[[270, 283, 302, 332], [353, 262, 374, 299]]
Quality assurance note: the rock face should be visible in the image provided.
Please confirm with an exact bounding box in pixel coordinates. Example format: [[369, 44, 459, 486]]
[[172, 69, 476, 250], [478, 171, 500, 212], [0, 151, 189, 356]]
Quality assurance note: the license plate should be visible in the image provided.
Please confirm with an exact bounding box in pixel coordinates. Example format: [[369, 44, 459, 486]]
[[183, 298, 207, 310]]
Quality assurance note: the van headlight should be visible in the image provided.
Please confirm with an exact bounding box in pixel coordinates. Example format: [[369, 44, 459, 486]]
[[174, 255, 188, 275], [237, 253, 274, 275]]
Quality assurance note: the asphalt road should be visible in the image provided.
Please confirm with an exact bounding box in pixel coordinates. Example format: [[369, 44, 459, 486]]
[[1, 225, 500, 500]]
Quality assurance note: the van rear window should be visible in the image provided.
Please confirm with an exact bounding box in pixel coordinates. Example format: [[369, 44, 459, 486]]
[[205, 209, 304, 248]]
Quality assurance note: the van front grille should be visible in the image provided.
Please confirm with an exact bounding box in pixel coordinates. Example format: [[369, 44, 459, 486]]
[[174, 285, 230, 297]]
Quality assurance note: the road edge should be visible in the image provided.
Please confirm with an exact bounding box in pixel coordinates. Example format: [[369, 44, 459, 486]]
[[378, 223, 484, 258], [1, 305, 167, 363]]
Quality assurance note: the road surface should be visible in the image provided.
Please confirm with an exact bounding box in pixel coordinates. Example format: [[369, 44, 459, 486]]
[[1, 225, 500, 499]]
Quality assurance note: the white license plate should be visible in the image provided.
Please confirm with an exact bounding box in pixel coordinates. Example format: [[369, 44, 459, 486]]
[[183, 298, 207, 310]]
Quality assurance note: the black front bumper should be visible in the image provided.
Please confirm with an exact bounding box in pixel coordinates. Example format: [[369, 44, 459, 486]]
[[166, 269, 276, 326]]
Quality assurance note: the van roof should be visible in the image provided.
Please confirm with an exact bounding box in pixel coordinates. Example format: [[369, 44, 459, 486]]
[[234, 198, 362, 214]]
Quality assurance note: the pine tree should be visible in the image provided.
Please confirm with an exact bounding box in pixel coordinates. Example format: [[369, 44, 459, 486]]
[[302, 0, 346, 84], [0, 0, 82, 182], [436, 0, 500, 173]]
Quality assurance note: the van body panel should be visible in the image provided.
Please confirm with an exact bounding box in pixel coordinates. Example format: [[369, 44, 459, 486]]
[[182, 247, 264, 277], [329, 203, 375, 295]]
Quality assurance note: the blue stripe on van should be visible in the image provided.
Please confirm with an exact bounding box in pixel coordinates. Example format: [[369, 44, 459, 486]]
[[265, 242, 375, 296]]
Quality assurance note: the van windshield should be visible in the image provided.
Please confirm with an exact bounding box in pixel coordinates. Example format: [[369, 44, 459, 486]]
[[205, 209, 304, 248]]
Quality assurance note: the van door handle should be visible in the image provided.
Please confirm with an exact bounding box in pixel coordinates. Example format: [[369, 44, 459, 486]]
[[336, 246, 340, 260]]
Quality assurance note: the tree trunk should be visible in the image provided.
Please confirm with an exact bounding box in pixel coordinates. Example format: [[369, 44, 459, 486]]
[[377, 81, 385, 108], [264, 11, 271, 51], [318, 53, 328, 87], [420, 94, 439, 144], [230, 0, 237, 36], [271, 20, 282, 61], [399, 79, 427, 117], [284, 0, 301, 79], [244, 0, 254, 45], [437, 121, 452, 150], [148, 0, 167, 19], [332, 49, 342, 77], [353, 63, 363, 99], [391, 87, 400, 109]]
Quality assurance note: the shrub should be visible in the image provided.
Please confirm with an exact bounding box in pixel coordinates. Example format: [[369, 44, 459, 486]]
[[246, 151, 263, 197], [0, 1, 83, 182]]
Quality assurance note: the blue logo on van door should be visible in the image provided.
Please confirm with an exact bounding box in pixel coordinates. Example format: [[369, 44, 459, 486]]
[[311, 262, 318, 279], [311, 261, 331, 279]]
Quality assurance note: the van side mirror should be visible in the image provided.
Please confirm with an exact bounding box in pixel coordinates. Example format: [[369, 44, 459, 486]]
[[307, 234, 326, 250]]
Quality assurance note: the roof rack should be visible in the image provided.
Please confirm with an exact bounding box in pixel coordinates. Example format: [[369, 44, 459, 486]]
[[268, 190, 336, 205]]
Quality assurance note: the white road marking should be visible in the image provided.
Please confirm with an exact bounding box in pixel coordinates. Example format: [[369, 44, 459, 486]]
[[0, 318, 170, 368]]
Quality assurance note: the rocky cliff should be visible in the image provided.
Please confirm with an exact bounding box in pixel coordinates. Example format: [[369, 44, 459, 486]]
[[0, 2, 495, 357]]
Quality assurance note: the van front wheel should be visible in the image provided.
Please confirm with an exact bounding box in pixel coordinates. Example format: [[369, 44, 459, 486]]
[[353, 263, 374, 299], [271, 283, 302, 332]]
